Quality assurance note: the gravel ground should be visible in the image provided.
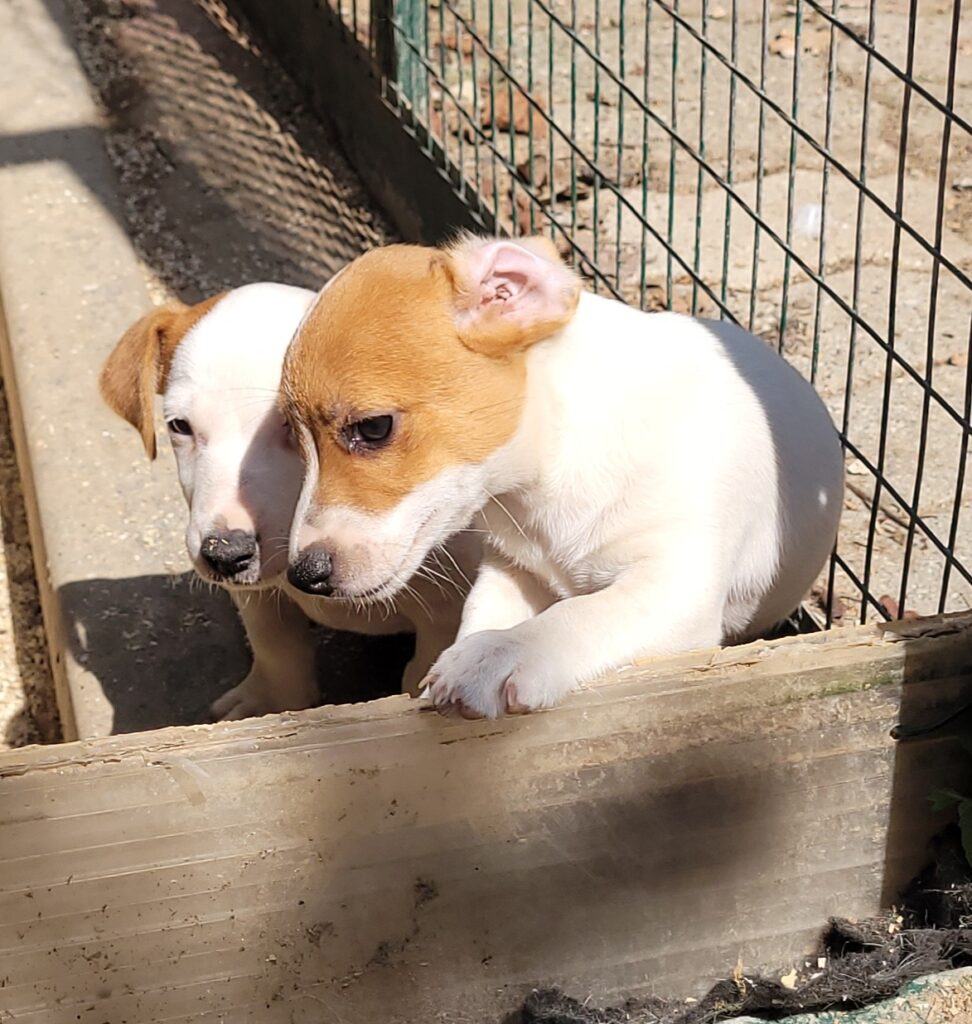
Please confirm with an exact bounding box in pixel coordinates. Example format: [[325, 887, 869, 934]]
[[64, 0, 394, 302], [0, 381, 59, 747]]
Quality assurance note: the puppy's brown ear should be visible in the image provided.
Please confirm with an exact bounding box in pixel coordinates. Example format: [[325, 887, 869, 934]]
[[99, 306, 186, 460], [99, 294, 226, 459], [440, 235, 581, 359]]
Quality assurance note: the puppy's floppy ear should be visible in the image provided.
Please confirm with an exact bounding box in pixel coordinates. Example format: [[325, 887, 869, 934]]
[[99, 306, 186, 460], [99, 293, 226, 459], [440, 235, 581, 359]]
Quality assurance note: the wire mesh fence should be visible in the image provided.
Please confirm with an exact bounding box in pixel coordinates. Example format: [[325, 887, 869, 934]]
[[329, 0, 971, 628]]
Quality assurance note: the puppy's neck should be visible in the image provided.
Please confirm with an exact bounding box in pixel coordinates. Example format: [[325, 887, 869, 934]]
[[478, 297, 590, 495]]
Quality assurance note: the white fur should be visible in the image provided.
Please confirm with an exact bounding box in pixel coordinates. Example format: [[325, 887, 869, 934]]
[[292, 465, 488, 601], [306, 283, 844, 719], [165, 283, 313, 584], [430, 294, 844, 716], [161, 283, 474, 719]]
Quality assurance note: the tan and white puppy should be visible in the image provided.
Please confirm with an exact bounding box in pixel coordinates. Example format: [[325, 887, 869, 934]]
[[100, 283, 473, 719], [282, 236, 844, 719]]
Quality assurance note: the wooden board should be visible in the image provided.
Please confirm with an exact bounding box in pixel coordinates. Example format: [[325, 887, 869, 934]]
[[2, 613, 971, 1023]]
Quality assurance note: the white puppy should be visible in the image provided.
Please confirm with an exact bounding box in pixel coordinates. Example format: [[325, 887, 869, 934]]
[[281, 236, 844, 719], [100, 283, 474, 719]]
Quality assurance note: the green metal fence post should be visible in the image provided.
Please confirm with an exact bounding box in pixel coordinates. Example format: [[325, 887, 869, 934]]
[[394, 0, 428, 115]]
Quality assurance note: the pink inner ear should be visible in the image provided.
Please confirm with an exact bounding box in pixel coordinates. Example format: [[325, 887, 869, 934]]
[[458, 240, 576, 328], [480, 268, 526, 307]]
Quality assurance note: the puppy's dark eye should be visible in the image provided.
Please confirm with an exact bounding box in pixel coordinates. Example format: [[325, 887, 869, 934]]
[[167, 418, 193, 437], [347, 414, 394, 451], [356, 416, 393, 442]]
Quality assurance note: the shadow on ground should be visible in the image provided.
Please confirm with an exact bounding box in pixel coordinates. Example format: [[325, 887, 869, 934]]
[[59, 573, 411, 733]]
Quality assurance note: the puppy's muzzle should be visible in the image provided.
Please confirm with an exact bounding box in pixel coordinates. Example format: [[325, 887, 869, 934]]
[[288, 548, 334, 596], [200, 529, 258, 580]]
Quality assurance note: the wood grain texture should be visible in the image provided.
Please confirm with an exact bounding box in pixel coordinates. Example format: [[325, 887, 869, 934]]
[[2, 613, 971, 1023]]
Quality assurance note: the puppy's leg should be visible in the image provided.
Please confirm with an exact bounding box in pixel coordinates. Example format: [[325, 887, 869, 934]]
[[404, 551, 553, 697], [211, 588, 319, 720], [426, 556, 724, 719], [458, 551, 556, 638]]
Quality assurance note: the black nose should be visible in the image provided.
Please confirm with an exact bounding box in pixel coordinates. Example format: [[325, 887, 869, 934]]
[[200, 529, 258, 578], [287, 549, 334, 596]]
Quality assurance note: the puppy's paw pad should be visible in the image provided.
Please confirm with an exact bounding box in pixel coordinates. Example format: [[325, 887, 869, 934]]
[[503, 681, 532, 715], [456, 701, 486, 720]]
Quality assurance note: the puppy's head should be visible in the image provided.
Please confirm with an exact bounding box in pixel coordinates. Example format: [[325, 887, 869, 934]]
[[283, 235, 580, 600], [101, 284, 315, 588]]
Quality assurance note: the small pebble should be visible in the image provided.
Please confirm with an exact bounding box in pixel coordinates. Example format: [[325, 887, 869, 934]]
[[769, 32, 796, 59]]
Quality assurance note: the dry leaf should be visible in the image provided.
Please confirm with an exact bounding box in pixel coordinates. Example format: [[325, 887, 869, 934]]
[[516, 152, 548, 188], [936, 349, 968, 367], [481, 87, 546, 135], [514, 191, 536, 234], [438, 30, 475, 57], [768, 32, 796, 59]]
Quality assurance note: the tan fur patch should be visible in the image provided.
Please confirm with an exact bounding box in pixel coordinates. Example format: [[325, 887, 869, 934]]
[[100, 293, 225, 458], [284, 239, 578, 514]]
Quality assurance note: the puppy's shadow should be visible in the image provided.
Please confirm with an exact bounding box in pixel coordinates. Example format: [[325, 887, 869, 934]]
[[59, 573, 411, 734]]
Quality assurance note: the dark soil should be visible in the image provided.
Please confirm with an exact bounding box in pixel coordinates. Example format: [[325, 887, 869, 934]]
[[509, 827, 972, 1024]]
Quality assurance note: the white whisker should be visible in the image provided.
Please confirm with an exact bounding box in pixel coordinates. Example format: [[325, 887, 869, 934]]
[[484, 490, 528, 541], [434, 545, 473, 593]]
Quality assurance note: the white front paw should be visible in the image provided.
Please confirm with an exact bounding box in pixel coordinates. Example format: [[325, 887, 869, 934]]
[[423, 630, 569, 719]]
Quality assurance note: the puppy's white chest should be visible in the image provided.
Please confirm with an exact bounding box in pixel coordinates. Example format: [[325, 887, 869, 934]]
[[485, 493, 611, 598]]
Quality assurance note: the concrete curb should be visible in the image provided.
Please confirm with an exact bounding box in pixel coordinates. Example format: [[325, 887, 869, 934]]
[[0, 0, 248, 739]]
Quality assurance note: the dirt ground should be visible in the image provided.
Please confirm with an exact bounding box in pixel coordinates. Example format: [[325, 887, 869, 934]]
[[0, 381, 58, 747]]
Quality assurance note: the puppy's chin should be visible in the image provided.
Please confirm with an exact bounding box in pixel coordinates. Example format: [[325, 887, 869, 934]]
[[329, 576, 410, 605], [329, 509, 463, 604], [192, 561, 276, 591]]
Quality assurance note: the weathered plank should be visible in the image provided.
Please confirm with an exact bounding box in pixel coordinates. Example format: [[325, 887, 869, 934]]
[[1, 613, 970, 1023]]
